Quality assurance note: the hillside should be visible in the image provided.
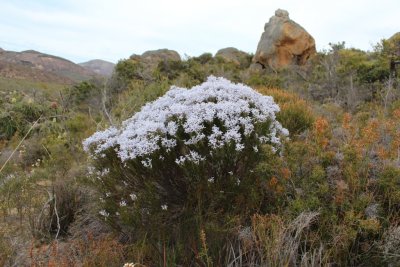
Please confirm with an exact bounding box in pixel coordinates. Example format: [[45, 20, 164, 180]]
[[0, 60, 73, 84], [1, 36, 399, 266], [79, 59, 115, 77], [0, 49, 98, 84], [0, 9, 400, 264]]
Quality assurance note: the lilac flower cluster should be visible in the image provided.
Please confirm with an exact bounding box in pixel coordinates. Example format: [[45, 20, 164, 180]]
[[83, 76, 288, 165]]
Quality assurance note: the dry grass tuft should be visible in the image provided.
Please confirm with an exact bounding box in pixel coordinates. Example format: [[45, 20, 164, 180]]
[[227, 211, 324, 266]]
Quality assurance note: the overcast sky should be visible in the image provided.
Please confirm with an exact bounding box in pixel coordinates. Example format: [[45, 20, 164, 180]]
[[0, 0, 398, 63]]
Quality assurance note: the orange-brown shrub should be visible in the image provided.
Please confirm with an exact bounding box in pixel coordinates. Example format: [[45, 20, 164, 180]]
[[257, 87, 315, 136]]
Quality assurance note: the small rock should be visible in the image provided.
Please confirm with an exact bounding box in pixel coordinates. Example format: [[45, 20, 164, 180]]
[[249, 62, 264, 72], [365, 204, 379, 219], [275, 9, 289, 18], [215, 47, 250, 66]]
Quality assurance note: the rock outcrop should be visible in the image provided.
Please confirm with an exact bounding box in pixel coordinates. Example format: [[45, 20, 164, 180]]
[[215, 47, 250, 66], [130, 49, 181, 68], [253, 9, 316, 69], [126, 49, 181, 80]]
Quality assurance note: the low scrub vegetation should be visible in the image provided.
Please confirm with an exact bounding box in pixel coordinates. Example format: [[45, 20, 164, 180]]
[[0, 37, 399, 266]]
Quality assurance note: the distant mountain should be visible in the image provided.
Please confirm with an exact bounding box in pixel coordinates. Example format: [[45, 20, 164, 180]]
[[79, 59, 115, 77], [0, 49, 98, 84]]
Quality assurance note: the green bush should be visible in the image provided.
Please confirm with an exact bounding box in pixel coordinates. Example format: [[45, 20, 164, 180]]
[[0, 112, 18, 139], [156, 60, 186, 80], [277, 101, 314, 136], [192, 53, 213, 64], [378, 166, 400, 212], [69, 81, 99, 104], [115, 59, 144, 81], [246, 73, 283, 88], [0, 99, 49, 139]]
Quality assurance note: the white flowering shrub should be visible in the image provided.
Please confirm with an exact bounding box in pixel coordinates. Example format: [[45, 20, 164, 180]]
[[83, 76, 288, 241]]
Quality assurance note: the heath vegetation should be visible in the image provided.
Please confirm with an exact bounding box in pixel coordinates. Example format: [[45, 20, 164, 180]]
[[0, 37, 399, 266]]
